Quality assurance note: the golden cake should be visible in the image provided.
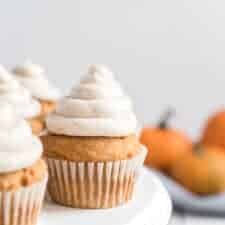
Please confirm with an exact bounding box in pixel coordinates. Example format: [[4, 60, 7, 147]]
[[0, 159, 46, 191], [42, 134, 140, 161], [44, 65, 146, 208]]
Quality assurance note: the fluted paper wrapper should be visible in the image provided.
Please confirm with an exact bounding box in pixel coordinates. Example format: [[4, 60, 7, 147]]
[[0, 175, 47, 225], [47, 147, 147, 209]]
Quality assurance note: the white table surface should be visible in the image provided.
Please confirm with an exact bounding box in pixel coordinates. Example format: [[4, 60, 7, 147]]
[[170, 212, 225, 225]]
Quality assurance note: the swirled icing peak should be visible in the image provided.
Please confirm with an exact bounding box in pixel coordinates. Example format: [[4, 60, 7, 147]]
[[0, 65, 40, 118], [0, 65, 20, 92], [0, 102, 42, 173], [13, 60, 60, 101], [46, 64, 137, 137]]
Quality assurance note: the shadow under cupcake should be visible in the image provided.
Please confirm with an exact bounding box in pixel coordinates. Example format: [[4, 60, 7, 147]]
[[42, 65, 146, 209]]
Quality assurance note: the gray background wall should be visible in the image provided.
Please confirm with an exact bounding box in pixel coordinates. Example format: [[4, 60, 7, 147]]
[[1, 0, 225, 139]]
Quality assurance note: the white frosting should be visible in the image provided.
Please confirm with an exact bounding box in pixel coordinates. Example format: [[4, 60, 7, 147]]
[[13, 60, 60, 101], [0, 102, 42, 173], [46, 64, 137, 137], [0, 66, 40, 118]]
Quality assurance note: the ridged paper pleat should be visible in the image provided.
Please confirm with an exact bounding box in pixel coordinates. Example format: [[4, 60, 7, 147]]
[[47, 147, 146, 209], [0, 175, 47, 225]]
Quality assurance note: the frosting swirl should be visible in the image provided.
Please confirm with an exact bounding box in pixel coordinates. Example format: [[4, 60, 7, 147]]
[[46, 64, 137, 137], [0, 66, 40, 118], [13, 60, 60, 101], [0, 102, 42, 173]]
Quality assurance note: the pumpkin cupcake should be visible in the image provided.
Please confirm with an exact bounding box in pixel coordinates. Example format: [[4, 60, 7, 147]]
[[0, 102, 47, 225], [12, 60, 61, 128], [0, 66, 43, 135], [42, 65, 147, 209]]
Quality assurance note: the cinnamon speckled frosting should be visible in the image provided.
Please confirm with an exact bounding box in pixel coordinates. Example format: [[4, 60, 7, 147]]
[[0, 102, 42, 173], [0, 65, 40, 118], [46, 64, 137, 137], [13, 60, 60, 101]]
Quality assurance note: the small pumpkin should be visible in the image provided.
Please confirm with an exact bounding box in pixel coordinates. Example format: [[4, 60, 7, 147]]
[[140, 110, 192, 171], [170, 144, 225, 195], [201, 109, 225, 149]]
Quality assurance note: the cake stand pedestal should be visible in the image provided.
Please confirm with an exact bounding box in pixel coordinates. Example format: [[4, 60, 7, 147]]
[[39, 168, 172, 225]]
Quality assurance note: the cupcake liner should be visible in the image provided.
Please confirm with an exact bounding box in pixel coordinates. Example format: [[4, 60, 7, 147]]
[[0, 174, 48, 225], [47, 146, 147, 209]]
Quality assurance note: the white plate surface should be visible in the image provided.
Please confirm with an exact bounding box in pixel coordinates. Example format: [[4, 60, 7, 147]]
[[39, 168, 172, 225], [154, 169, 225, 214]]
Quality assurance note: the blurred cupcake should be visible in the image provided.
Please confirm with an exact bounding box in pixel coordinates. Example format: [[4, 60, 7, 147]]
[[13, 60, 60, 122], [0, 66, 43, 135], [42, 65, 146, 209], [0, 102, 47, 225]]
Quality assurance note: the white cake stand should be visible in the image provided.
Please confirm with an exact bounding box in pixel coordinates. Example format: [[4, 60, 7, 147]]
[[39, 168, 172, 225]]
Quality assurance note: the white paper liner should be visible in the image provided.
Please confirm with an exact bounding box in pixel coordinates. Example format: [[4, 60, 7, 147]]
[[47, 146, 147, 209], [0, 175, 47, 225]]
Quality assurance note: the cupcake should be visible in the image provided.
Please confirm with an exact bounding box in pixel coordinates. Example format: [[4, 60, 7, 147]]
[[42, 65, 146, 209], [0, 102, 47, 225], [0, 66, 43, 135], [13, 60, 60, 120]]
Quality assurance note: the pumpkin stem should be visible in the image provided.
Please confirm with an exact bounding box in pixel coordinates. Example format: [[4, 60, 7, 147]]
[[194, 143, 204, 155], [158, 108, 175, 129]]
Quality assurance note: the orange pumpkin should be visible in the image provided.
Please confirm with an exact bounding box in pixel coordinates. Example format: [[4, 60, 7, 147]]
[[170, 145, 225, 195], [140, 110, 192, 171], [201, 110, 225, 150]]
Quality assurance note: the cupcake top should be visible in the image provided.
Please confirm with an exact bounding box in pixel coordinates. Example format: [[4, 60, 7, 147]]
[[13, 60, 60, 101], [46, 64, 137, 137], [0, 102, 42, 173], [0, 65, 40, 118]]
